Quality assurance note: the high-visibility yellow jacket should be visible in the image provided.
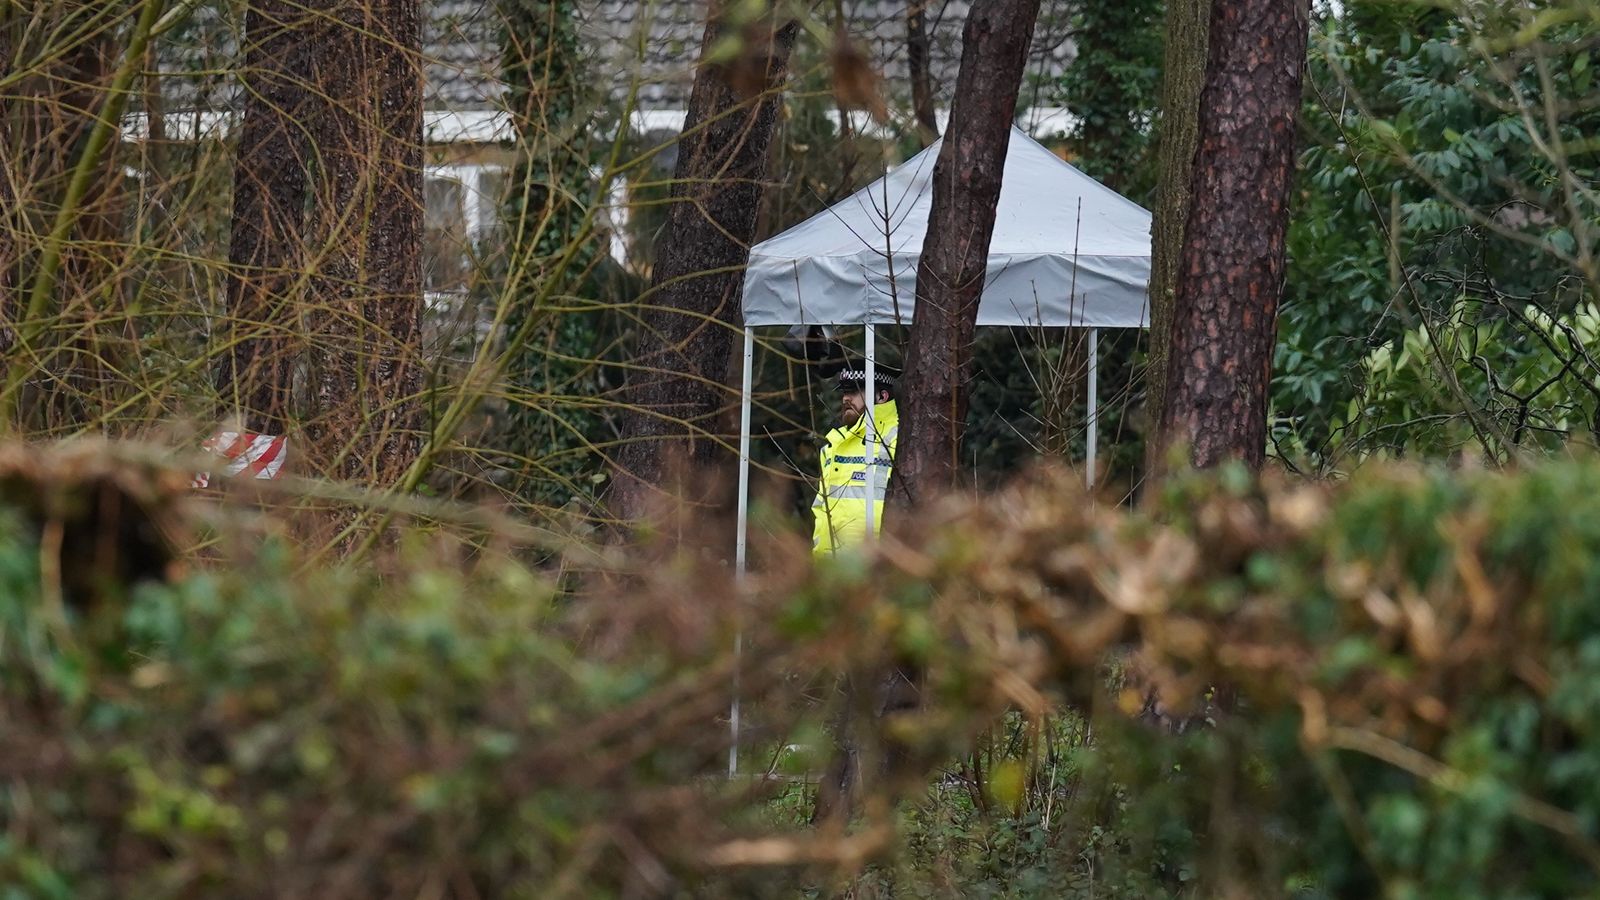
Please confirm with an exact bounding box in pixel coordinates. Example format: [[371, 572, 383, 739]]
[[813, 400, 899, 557]]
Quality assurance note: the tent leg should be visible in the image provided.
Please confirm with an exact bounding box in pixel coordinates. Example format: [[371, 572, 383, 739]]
[[863, 324, 877, 538], [1086, 327, 1098, 491], [730, 326, 754, 777]]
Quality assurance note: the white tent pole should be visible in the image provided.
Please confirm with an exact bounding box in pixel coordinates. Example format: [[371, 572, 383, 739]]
[[729, 326, 754, 777], [1086, 327, 1098, 491], [734, 326, 754, 576], [864, 324, 877, 538]]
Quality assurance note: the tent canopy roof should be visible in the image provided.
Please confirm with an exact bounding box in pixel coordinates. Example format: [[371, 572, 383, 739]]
[[742, 126, 1152, 329]]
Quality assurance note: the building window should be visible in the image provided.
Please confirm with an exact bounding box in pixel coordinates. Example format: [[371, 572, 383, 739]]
[[424, 175, 468, 293], [423, 162, 506, 299]]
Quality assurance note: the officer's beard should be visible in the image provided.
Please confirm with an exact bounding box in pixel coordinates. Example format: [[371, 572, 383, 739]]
[[838, 394, 865, 428]]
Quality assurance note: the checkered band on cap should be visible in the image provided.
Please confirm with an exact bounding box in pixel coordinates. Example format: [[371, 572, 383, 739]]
[[836, 368, 896, 389]]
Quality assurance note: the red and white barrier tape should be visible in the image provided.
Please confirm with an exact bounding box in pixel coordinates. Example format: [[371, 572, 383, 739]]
[[192, 430, 287, 488]]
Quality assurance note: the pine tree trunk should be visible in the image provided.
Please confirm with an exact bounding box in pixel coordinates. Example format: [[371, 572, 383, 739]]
[[609, 7, 797, 524], [1156, 0, 1309, 469], [888, 0, 1042, 510], [818, 2, 1041, 824], [907, 0, 938, 143], [218, 0, 314, 434], [363, 0, 424, 483], [1143, 0, 1211, 474], [303, 0, 423, 484]]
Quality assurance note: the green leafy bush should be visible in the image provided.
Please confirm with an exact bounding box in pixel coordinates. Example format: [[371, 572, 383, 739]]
[[9, 448, 1600, 898], [1324, 300, 1600, 462], [1277, 0, 1600, 464]]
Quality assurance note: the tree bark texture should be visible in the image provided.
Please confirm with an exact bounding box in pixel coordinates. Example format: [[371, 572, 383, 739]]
[[303, 0, 424, 484], [907, 0, 939, 143], [887, 0, 1042, 509], [218, 0, 315, 434], [1143, 0, 1210, 474], [609, 8, 797, 524], [1156, 0, 1308, 470]]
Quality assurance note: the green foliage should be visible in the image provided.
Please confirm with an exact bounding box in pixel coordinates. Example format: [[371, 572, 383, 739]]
[[18, 454, 1600, 895], [1278, 0, 1600, 466], [963, 328, 1145, 493], [1055, 0, 1163, 199], [1276, 463, 1600, 897], [1325, 300, 1600, 461], [0, 515, 682, 896], [859, 459, 1600, 898], [495, 0, 617, 513], [835, 713, 1203, 899]]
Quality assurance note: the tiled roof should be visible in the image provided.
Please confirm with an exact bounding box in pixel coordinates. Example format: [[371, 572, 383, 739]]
[[425, 0, 506, 109], [155, 0, 1075, 116], [154, 1, 508, 112], [578, 0, 1077, 112]]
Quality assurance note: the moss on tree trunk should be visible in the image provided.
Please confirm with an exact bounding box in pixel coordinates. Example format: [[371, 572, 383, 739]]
[[1144, 0, 1211, 477]]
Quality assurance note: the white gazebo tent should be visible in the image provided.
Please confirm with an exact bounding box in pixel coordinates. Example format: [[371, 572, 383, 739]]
[[727, 126, 1152, 772]]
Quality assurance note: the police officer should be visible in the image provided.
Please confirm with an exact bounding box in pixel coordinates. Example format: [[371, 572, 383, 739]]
[[813, 365, 899, 556]]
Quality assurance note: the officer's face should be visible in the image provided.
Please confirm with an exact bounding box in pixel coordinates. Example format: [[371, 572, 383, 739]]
[[839, 389, 866, 427]]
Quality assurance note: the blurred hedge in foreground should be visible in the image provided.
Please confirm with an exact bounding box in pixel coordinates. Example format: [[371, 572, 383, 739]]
[[4, 442, 1600, 898]]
